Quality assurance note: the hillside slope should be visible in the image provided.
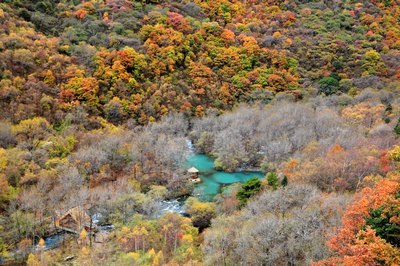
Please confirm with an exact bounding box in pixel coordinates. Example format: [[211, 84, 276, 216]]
[[1, 0, 399, 124]]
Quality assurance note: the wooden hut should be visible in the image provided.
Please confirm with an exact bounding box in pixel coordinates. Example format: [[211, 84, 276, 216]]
[[187, 167, 201, 183], [55, 206, 93, 234]]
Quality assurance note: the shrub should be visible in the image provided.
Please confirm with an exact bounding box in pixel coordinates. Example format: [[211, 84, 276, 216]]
[[236, 177, 261, 205], [318, 77, 340, 95]]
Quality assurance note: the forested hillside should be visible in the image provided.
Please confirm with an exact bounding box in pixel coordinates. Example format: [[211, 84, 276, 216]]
[[0, 0, 399, 265], [1, 0, 399, 123]]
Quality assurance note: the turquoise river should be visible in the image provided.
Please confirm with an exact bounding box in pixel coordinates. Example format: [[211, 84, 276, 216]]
[[186, 154, 265, 200]]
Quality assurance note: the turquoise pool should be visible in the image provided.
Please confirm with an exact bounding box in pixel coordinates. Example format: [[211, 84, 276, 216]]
[[186, 154, 264, 200]]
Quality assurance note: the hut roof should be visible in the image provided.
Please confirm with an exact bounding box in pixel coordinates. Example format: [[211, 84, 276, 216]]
[[58, 206, 91, 226], [188, 167, 199, 173]]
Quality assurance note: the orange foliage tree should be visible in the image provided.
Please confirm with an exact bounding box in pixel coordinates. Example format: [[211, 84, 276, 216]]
[[314, 169, 400, 265]]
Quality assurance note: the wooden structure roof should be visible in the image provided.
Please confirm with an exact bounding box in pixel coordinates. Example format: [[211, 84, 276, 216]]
[[188, 167, 199, 173], [55, 206, 92, 234]]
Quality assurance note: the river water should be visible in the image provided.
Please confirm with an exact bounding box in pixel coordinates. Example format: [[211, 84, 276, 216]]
[[34, 140, 264, 250], [187, 154, 265, 200], [185, 139, 264, 200]]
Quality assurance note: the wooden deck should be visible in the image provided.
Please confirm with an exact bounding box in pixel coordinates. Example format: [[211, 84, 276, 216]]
[[55, 225, 96, 235]]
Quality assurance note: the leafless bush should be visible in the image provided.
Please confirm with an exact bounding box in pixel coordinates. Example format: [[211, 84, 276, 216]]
[[0, 120, 16, 148], [192, 102, 361, 170], [203, 184, 350, 266]]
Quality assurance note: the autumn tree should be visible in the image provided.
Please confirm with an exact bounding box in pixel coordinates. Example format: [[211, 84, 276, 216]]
[[185, 197, 216, 230], [61, 70, 100, 113], [362, 50, 385, 76], [26, 253, 40, 266], [341, 101, 385, 128], [315, 169, 400, 265], [12, 117, 51, 150], [0, 121, 16, 148]]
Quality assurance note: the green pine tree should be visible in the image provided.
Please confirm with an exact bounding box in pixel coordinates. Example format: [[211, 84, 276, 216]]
[[281, 175, 288, 187], [236, 177, 262, 205], [394, 117, 400, 136], [266, 172, 279, 190]]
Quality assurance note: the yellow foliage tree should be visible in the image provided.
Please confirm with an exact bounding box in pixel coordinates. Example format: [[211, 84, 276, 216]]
[[38, 238, 45, 250], [26, 253, 40, 266], [152, 251, 163, 266], [80, 228, 87, 246], [341, 102, 385, 128], [12, 117, 51, 150], [273, 31, 281, 39]]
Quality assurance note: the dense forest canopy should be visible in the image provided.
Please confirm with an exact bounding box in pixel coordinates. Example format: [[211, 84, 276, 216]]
[[0, 0, 399, 265], [1, 0, 399, 124]]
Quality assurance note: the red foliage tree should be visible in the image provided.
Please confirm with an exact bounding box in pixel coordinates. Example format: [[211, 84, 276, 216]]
[[314, 170, 400, 265]]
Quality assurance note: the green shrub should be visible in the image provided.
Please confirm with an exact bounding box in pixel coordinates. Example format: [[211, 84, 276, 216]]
[[318, 77, 340, 95], [236, 177, 261, 205]]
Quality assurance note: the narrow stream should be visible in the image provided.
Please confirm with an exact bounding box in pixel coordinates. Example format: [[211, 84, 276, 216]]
[[158, 199, 186, 216], [33, 139, 264, 251]]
